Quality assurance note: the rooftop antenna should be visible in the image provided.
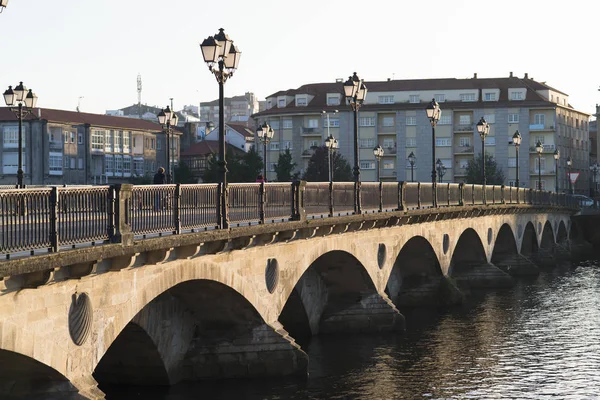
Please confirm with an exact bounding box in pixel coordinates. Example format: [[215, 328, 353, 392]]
[[137, 73, 142, 118], [77, 96, 84, 112]]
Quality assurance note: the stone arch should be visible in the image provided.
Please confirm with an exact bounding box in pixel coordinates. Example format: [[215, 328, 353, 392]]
[[540, 220, 555, 249], [279, 250, 403, 343], [557, 220, 568, 244], [520, 222, 539, 256], [491, 224, 518, 265], [0, 349, 77, 398], [386, 236, 450, 307]]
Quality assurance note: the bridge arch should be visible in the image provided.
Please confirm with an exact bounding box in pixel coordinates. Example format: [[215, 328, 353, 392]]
[[491, 224, 518, 264], [448, 228, 487, 278], [557, 220, 568, 244], [541, 221, 555, 249], [520, 221, 539, 256]]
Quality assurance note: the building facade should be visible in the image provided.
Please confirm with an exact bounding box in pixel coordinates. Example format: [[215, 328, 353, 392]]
[[200, 92, 259, 128], [253, 73, 590, 193], [0, 107, 179, 185]]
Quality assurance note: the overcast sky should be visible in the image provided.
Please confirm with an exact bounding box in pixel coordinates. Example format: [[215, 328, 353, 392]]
[[1, 0, 597, 117]]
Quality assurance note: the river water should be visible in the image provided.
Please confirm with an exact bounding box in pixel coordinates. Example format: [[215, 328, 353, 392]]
[[106, 260, 600, 400]]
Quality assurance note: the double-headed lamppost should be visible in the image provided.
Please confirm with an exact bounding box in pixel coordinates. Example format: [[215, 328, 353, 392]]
[[476, 117, 490, 185], [567, 156, 573, 194], [200, 28, 241, 228], [408, 152, 416, 182], [324, 134, 339, 183], [512, 130, 522, 187], [373, 145, 384, 182], [257, 122, 274, 181], [436, 159, 446, 183], [3, 82, 38, 188], [590, 163, 599, 202], [157, 106, 178, 183], [553, 149, 560, 193], [343, 72, 367, 214], [535, 140, 544, 190]]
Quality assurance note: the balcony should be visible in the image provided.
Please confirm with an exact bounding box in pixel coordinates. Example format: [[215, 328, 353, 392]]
[[454, 124, 474, 133], [383, 147, 397, 155], [529, 124, 555, 131], [454, 145, 474, 154], [454, 168, 468, 176], [529, 169, 556, 175], [377, 125, 396, 134], [529, 144, 556, 153], [381, 169, 397, 178], [302, 148, 316, 158], [301, 127, 321, 136]]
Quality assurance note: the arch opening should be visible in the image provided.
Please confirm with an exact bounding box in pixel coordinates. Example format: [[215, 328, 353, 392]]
[[557, 221, 568, 244], [491, 224, 518, 265], [520, 222, 539, 256], [540, 221, 555, 250]]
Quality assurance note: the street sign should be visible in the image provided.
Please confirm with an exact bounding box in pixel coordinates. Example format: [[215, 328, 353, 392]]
[[568, 172, 580, 184]]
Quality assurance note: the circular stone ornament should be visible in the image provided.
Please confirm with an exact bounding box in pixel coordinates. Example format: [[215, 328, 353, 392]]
[[377, 244, 387, 269], [265, 259, 279, 294], [443, 234, 450, 254], [69, 292, 93, 346], [487, 228, 493, 245]]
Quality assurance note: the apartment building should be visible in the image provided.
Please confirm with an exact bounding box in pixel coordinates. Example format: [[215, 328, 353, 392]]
[[0, 107, 180, 185], [252, 73, 590, 193], [200, 92, 259, 128]]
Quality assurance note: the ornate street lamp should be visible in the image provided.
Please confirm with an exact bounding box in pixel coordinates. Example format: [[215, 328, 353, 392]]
[[567, 156, 573, 194], [157, 105, 178, 183], [476, 117, 490, 185], [257, 122, 274, 181], [343, 72, 367, 214], [408, 151, 416, 182], [0, 0, 8, 13], [200, 28, 241, 228], [535, 140, 544, 190], [3, 82, 38, 187], [426, 99, 441, 184], [590, 163, 599, 202], [512, 130, 522, 188], [553, 149, 560, 193], [436, 159, 446, 183], [324, 134, 339, 183], [373, 145, 384, 182]]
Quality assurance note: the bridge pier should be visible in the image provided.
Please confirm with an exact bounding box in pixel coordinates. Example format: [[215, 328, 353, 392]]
[[493, 254, 540, 277], [451, 262, 514, 289]]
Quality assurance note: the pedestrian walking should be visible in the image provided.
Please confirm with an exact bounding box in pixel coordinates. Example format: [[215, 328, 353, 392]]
[[256, 174, 265, 183], [153, 167, 166, 211]]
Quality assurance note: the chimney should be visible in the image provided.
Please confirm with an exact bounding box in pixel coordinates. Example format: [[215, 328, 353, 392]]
[[509, 72, 513, 78], [335, 78, 343, 83], [387, 78, 391, 82], [473, 73, 477, 79], [37, 108, 41, 118], [524, 73, 529, 79]]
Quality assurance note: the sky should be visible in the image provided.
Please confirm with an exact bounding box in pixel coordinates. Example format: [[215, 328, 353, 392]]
[[1, 0, 598, 117]]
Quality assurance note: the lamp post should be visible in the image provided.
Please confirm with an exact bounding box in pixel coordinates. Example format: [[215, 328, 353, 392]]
[[476, 117, 490, 185], [436, 158, 446, 183], [373, 145, 384, 182], [343, 72, 367, 214], [257, 122, 274, 181], [567, 156, 573, 194], [0, 0, 7, 13], [426, 99, 441, 206], [200, 28, 241, 229], [157, 106, 178, 183], [512, 130, 521, 187], [535, 140, 544, 190], [408, 151, 416, 182], [324, 134, 339, 183], [553, 149, 560, 193], [3, 82, 38, 188], [590, 163, 599, 203]]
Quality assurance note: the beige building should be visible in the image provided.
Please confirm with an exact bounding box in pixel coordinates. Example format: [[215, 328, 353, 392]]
[[253, 73, 590, 193]]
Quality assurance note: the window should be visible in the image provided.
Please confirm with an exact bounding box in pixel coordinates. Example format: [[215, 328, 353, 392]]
[[63, 157, 70, 169], [434, 94, 445, 103], [360, 161, 375, 169], [78, 132, 83, 145], [534, 158, 546, 172], [283, 120, 293, 129], [483, 114, 495, 124], [269, 162, 277, 172], [269, 142, 279, 150], [308, 140, 319, 148], [123, 156, 131, 174], [296, 97, 307, 106], [327, 96, 340, 106], [70, 132, 75, 143], [484, 93, 496, 101], [64, 131, 69, 144], [105, 130, 113, 152], [458, 159, 469, 169], [382, 117, 395, 127], [3, 126, 22, 148], [406, 138, 417, 148], [508, 114, 519, 123], [78, 157, 83, 170], [114, 155, 124, 175], [378, 96, 394, 104], [49, 152, 62, 175], [383, 160, 394, 170], [2, 153, 26, 174], [460, 93, 476, 102], [485, 137, 496, 146], [278, 98, 286, 107], [70, 157, 75, 169], [359, 117, 375, 127], [435, 138, 451, 147], [535, 136, 545, 144], [359, 139, 375, 148], [307, 119, 318, 128], [508, 158, 517, 167], [283, 141, 293, 150], [157, 138, 163, 151], [439, 115, 451, 125], [459, 115, 471, 125], [114, 131, 123, 152], [511, 91, 523, 100], [133, 158, 144, 175], [151, 139, 155, 150], [409, 95, 420, 104], [325, 118, 340, 128], [534, 114, 545, 126], [439, 159, 452, 169], [270, 120, 280, 129], [123, 131, 130, 152], [406, 116, 416, 126], [383, 139, 395, 148], [459, 137, 471, 147]]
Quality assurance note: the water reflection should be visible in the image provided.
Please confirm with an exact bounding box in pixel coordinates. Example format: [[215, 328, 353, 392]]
[[105, 261, 600, 400]]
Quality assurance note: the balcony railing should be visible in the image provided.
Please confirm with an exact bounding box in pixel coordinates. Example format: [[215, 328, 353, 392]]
[[301, 127, 321, 135], [529, 124, 555, 131], [377, 125, 396, 134], [529, 144, 556, 152], [454, 145, 474, 153], [454, 124, 474, 132]]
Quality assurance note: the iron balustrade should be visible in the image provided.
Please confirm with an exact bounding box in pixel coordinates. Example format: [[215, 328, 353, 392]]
[[0, 182, 579, 259]]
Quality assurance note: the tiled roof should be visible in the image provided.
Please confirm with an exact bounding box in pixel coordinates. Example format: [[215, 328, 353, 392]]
[[227, 123, 255, 138], [180, 140, 246, 157], [0, 107, 164, 131]]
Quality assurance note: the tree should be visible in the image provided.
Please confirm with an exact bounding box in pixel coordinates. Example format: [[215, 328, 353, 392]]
[[465, 153, 506, 185], [174, 162, 197, 184], [274, 148, 297, 182], [239, 146, 263, 182], [129, 173, 152, 185], [201, 146, 261, 183], [303, 146, 353, 182]]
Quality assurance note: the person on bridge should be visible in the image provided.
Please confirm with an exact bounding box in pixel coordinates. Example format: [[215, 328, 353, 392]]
[[153, 168, 166, 185], [256, 174, 266, 183]]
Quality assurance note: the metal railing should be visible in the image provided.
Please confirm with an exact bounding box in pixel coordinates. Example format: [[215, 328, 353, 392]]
[[0, 181, 578, 259]]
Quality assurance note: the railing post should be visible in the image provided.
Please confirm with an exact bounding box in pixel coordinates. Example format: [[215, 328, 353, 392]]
[[259, 182, 266, 224], [328, 181, 334, 217], [446, 183, 450, 207], [398, 181, 405, 211], [174, 184, 181, 234], [110, 184, 133, 246], [216, 183, 223, 229], [292, 180, 306, 222], [107, 185, 116, 240], [529, 188, 533, 205], [433, 182, 437, 208], [458, 183, 464, 206], [417, 182, 421, 209], [49, 187, 59, 253], [379, 181, 383, 212], [471, 184, 475, 205]]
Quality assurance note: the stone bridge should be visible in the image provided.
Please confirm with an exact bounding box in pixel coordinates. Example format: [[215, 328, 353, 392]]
[[0, 199, 580, 398]]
